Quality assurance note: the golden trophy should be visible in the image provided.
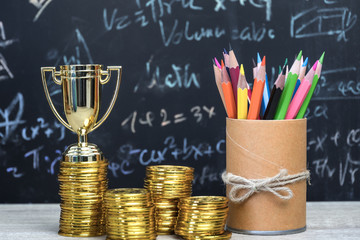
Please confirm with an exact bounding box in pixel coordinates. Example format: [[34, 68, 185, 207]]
[[41, 64, 122, 237]]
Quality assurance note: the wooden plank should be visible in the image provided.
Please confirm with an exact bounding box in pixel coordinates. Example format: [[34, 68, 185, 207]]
[[0, 202, 359, 239]]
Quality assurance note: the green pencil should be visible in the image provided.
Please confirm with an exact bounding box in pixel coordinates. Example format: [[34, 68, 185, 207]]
[[296, 52, 325, 119], [274, 51, 302, 119]]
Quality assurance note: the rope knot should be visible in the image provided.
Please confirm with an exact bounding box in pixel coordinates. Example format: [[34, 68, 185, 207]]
[[222, 169, 310, 203]]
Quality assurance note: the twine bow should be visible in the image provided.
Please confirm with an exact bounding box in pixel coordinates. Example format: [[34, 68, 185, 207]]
[[222, 169, 310, 203]]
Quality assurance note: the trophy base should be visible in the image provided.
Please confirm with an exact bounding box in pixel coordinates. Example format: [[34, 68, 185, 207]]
[[62, 143, 105, 162], [58, 142, 108, 237]]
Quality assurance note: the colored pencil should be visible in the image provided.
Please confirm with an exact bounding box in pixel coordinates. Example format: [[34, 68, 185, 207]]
[[247, 56, 266, 119], [223, 49, 231, 77], [237, 64, 248, 119], [296, 52, 325, 119], [257, 53, 261, 70], [261, 73, 270, 117], [286, 61, 318, 119], [299, 57, 308, 81], [274, 50, 302, 119], [214, 57, 221, 69], [285, 65, 289, 80], [213, 59, 227, 111], [252, 58, 257, 79], [263, 65, 286, 120], [256, 52, 270, 117], [229, 48, 240, 107], [292, 57, 308, 100], [221, 60, 236, 118]]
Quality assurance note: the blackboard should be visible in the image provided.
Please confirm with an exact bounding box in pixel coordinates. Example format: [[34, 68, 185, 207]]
[[0, 0, 359, 203]]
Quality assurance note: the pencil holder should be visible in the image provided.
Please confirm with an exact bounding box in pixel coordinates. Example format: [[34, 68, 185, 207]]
[[222, 118, 309, 235]]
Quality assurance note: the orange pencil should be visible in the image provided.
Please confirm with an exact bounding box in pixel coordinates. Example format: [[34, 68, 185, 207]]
[[247, 56, 266, 120], [221, 60, 236, 118]]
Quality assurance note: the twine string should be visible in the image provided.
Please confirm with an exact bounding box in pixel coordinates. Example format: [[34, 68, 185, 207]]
[[222, 169, 310, 203]]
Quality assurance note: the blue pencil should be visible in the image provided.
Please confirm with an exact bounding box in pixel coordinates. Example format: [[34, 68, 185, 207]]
[[258, 52, 270, 117]]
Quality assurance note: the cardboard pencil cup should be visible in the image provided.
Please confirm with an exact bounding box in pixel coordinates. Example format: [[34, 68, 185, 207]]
[[223, 118, 309, 235]]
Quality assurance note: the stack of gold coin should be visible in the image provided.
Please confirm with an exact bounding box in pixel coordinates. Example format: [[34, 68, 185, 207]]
[[175, 196, 232, 240], [58, 160, 108, 237], [144, 165, 194, 235], [104, 188, 156, 240]]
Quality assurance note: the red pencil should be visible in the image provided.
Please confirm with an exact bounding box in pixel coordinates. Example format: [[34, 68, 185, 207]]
[[229, 49, 240, 107], [247, 56, 266, 120], [221, 60, 236, 119]]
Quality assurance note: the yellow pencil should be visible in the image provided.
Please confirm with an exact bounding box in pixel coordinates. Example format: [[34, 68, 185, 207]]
[[237, 64, 248, 119]]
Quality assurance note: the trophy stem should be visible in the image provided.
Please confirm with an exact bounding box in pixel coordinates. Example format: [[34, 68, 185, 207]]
[[78, 128, 88, 147]]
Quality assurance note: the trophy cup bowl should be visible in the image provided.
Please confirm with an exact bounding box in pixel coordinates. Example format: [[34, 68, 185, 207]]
[[41, 64, 122, 162], [41, 64, 122, 237]]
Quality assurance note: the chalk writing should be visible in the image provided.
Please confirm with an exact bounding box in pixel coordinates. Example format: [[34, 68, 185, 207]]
[[0, 53, 14, 81], [231, 22, 275, 42], [24, 146, 44, 171], [13, 146, 64, 177], [159, 20, 225, 47], [193, 165, 223, 185], [0, 21, 17, 81], [21, 118, 65, 142], [290, 7, 357, 41], [103, 0, 203, 32], [121, 106, 216, 134], [134, 61, 200, 92], [30, 0, 53, 22], [215, 0, 272, 21], [144, 0, 203, 22], [103, 9, 132, 31], [312, 153, 360, 186], [0, 21, 18, 48], [0, 93, 26, 145], [109, 137, 225, 177]]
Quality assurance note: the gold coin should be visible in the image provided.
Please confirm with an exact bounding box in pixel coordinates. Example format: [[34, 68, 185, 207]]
[[58, 231, 104, 237], [106, 233, 157, 240], [59, 226, 103, 231], [175, 228, 224, 235], [180, 196, 228, 204], [105, 188, 148, 196], [146, 164, 193, 171], [179, 231, 231, 239]]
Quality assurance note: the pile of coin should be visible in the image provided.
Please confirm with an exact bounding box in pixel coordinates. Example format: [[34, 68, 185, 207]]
[[104, 188, 156, 240], [58, 160, 108, 237], [144, 165, 194, 235], [175, 196, 232, 240]]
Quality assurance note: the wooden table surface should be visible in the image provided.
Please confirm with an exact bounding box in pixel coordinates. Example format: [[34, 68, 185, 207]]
[[0, 202, 359, 240]]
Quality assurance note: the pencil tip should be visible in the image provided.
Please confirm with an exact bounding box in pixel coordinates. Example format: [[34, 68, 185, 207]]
[[252, 58, 256, 67], [257, 52, 261, 63], [240, 64, 245, 75], [302, 57, 309, 67], [319, 51, 325, 64], [221, 59, 225, 68], [223, 48, 228, 55], [214, 57, 221, 68], [212, 58, 215, 65], [296, 50, 302, 60], [229, 43, 232, 51], [282, 65, 286, 75], [261, 56, 266, 66], [284, 58, 288, 66], [313, 60, 318, 71]]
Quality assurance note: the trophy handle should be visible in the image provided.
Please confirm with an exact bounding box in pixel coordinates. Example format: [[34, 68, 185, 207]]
[[41, 67, 73, 132], [92, 66, 122, 131]]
